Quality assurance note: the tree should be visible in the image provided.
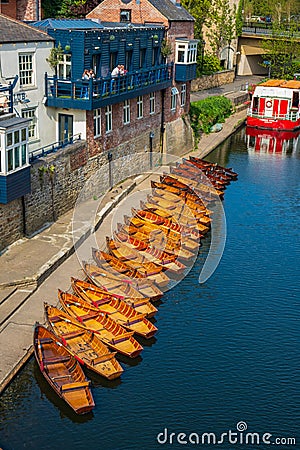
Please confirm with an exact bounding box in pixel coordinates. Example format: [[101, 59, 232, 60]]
[[181, 0, 211, 40], [57, 0, 99, 18], [261, 19, 300, 78], [206, 0, 236, 60]]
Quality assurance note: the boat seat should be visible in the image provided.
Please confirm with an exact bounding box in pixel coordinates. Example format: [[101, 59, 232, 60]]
[[43, 355, 71, 364], [80, 312, 100, 321], [52, 374, 72, 381], [60, 381, 90, 392], [62, 330, 85, 339], [39, 337, 53, 344]]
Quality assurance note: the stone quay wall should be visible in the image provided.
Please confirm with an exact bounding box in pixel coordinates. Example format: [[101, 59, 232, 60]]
[[0, 116, 192, 252], [191, 70, 235, 92]]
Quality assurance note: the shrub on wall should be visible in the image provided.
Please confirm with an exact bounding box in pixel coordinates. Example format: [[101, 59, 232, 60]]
[[189, 95, 233, 139]]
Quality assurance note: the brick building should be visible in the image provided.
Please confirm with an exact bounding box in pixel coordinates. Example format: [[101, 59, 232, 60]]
[[0, 0, 41, 21]]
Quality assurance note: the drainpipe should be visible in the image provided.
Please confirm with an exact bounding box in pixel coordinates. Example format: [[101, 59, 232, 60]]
[[160, 89, 166, 157], [21, 196, 27, 236], [149, 131, 154, 169], [108, 151, 113, 188]]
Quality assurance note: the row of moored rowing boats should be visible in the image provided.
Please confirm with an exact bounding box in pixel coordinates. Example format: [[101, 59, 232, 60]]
[[33, 156, 238, 414]]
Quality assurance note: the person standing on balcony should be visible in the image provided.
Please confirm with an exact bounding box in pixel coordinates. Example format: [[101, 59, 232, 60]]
[[111, 65, 121, 77]]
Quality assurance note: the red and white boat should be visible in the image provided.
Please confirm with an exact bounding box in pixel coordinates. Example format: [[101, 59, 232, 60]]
[[247, 79, 300, 131]]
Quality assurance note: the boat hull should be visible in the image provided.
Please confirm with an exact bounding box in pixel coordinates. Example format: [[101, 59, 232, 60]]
[[246, 115, 300, 131]]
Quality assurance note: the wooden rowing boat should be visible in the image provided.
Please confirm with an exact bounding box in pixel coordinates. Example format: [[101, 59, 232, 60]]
[[140, 200, 206, 237], [123, 215, 197, 261], [132, 208, 201, 249], [44, 303, 123, 380], [106, 237, 171, 286], [114, 230, 186, 275], [33, 323, 95, 414], [170, 165, 228, 189], [92, 248, 169, 288], [189, 156, 238, 179], [151, 180, 212, 213], [83, 262, 163, 301], [180, 159, 232, 184], [58, 290, 143, 358], [150, 191, 212, 229], [161, 174, 224, 198], [70, 279, 157, 338]]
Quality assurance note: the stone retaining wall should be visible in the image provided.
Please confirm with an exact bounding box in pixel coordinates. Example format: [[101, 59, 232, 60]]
[[191, 70, 235, 92], [0, 116, 192, 252]]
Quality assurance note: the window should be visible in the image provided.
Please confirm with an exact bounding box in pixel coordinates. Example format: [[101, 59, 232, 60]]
[[125, 50, 133, 72], [58, 54, 71, 79], [19, 54, 34, 87], [137, 96, 143, 119], [152, 47, 159, 66], [22, 108, 37, 140], [139, 49, 146, 69], [180, 84, 186, 107], [94, 108, 101, 138], [177, 44, 186, 63], [150, 92, 155, 115], [120, 9, 131, 22], [187, 42, 197, 63], [105, 105, 112, 133], [110, 52, 118, 72], [123, 100, 130, 125], [5, 128, 28, 173], [171, 87, 178, 111]]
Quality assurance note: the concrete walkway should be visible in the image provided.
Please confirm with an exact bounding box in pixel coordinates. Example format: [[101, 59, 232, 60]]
[[0, 76, 255, 394]]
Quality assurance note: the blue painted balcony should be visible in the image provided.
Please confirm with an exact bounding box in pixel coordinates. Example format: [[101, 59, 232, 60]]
[[45, 64, 173, 110]]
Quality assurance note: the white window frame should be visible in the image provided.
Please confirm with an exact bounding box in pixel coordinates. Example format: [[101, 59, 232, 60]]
[[137, 96, 143, 119], [19, 53, 34, 87], [180, 84, 186, 107], [123, 99, 130, 125], [149, 92, 155, 115], [94, 108, 101, 138], [171, 87, 178, 111], [22, 108, 37, 141], [58, 54, 72, 79], [175, 40, 198, 64], [4, 127, 28, 174], [105, 105, 112, 133]]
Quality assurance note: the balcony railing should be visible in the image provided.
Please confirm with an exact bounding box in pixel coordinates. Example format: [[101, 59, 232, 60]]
[[45, 64, 173, 110], [29, 134, 82, 163]]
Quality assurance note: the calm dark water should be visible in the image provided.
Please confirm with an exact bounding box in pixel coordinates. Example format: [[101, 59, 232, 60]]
[[1, 127, 299, 450]]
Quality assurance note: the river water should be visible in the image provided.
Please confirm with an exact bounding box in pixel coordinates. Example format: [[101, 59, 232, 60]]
[[1, 126, 299, 450]]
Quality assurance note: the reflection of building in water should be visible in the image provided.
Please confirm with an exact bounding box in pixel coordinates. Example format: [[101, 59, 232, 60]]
[[246, 127, 300, 155]]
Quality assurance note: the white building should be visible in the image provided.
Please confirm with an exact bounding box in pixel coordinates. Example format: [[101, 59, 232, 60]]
[[0, 14, 55, 155]]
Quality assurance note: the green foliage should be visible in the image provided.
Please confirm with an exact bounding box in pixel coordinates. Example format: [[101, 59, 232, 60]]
[[161, 39, 172, 59], [197, 52, 222, 76], [46, 43, 64, 70], [206, 0, 236, 58], [189, 96, 233, 141], [57, 0, 99, 18], [261, 20, 300, 78], [181, 0, 211, 39], [236, 0, 244, 36]]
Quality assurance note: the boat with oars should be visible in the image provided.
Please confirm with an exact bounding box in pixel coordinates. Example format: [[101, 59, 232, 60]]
[[58, 290, 143, 358], [189, 156, 238, 179], [120, 218, 195, 264], [33, 323, 95, 415], [170, 164, 228, 189], [83, 262, 163, 301], [92, 248, 169, 288], [180, 159, 232, 184], [148, 193, 211, 233], [71, 278, 158, 339], [44, 303, 123, 380], [131, 208, 201, 250], [160, 174, 224, 200], [106, 237, 172, 286], [114, 230, 186, 275]]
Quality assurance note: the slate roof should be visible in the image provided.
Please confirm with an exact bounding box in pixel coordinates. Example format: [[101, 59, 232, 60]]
[[148, 0, 194, 21], [0, 14, 53, 43], [30, 18, 104, 31]]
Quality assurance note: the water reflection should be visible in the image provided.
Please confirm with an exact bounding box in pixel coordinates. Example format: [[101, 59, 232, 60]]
[[246, 127, 300, 155]]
